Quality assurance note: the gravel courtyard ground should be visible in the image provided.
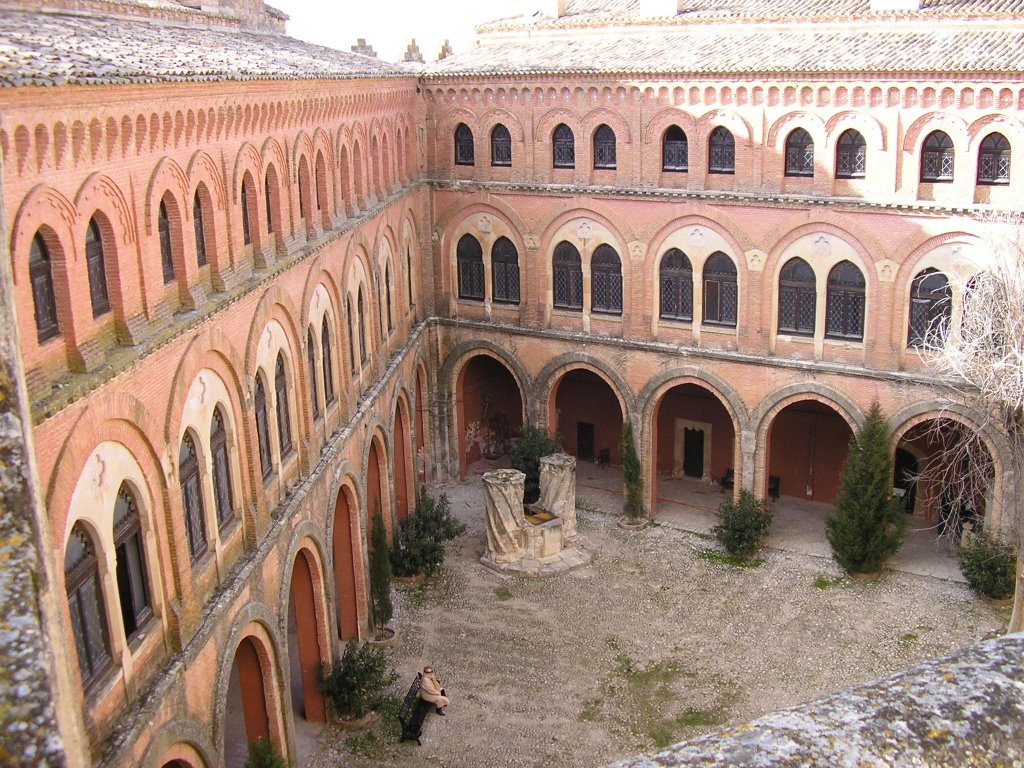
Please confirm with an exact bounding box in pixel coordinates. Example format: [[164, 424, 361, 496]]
[[306, 476, 1008, 768]]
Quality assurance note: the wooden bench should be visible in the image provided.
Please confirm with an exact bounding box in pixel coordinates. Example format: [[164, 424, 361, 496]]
[[398, 673, 433, 745]]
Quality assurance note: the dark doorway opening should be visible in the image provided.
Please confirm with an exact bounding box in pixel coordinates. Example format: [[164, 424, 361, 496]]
[[894, 448, 918, 514], [683, 427, 704, 478], [577, 422, 595, 462]]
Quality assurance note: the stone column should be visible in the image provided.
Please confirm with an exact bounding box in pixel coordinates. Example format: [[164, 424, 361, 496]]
[[540, 453, 577, 541], [482, 469, 526, 563]]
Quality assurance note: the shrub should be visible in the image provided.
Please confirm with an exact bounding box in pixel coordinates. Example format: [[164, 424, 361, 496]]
[[245, 737, 288, 768], [958, 531, 1016, 600], [510, 424, 562, 503], [318, 640, 399, 720], [369, 507, 393, 638], [826, 401, 906, 574], [391, 488, 466, 577], [621, 422, 645, 521], [713, 489, 773, 557]]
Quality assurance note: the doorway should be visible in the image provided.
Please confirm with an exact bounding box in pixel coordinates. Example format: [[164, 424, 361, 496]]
[[683, 427, 705, 478], [577, 422, 595, 462]]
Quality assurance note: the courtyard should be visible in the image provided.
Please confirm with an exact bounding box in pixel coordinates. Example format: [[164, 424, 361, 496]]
[[304, 465, 1006, 768]]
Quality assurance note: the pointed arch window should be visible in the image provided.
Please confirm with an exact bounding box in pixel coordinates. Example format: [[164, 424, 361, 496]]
[[358, 290, 368, 365], [298, 161, 310, 221], [454, 123, 474, 166], [921, 131, 954, 182], [553, 124, 575, 168], [254, 374, 272, 479], [179, 432, 207, 563], [275, 353, 292, 457], [65, 523, 111, 690], [456, 233, 485, 300], [322, 316, 335, 405], [210, 407, 234, 529], [593, 124, 616, 169], [784, 128, 814, 177], [30, 232, 59, 342], [825, 261, 866, 341], [977, 132, 1010, 185], [659, 248, 693, 320], [240, 178, 253, 245], [406, 246, 414, 308], [553, 241, 583, 310], [777, 257, 816, 335], [591, 244, 622, 314], [307, 329, 320, 421], [113, 483, 151, 640], [385, 264, 394, 332], [491, 124, 512, 166], [703, 252, 738, 326], [908, 268, 951, 347], [86, 217, 111, 316], [193, 192, 208, 267], [662, 125, 688, 172], [315, 152, 326, 211], [346, 298, 356, 374], [158, 200, 175, 285], [708, 127, 735, 174], [264, 172, 275, 234], [836, 129, 866, 179], [492, 237, 520, 304]]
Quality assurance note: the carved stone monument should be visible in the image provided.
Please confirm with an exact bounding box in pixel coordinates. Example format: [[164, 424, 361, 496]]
[[482, 468, 527, 564]]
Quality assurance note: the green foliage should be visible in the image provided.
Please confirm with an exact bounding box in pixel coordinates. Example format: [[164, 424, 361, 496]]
[[369, 507, 393, 636], [697, 547, 763, 569], [244, 737, 288, 768], [826, 401, 907, 574], [620, 422, 645, 521], [510, 424, 562, 503], [958, 530, 1016, 600], [813, 575, 845, 590], [317, 640, 399, 720], [390, 488, 466, 577], [713, 489, 773, 557]]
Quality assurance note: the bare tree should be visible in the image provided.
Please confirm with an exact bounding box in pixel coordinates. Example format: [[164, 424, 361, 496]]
[[921, 212, 1024, 632]]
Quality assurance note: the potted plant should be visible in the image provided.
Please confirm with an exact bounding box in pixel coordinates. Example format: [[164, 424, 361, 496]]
[[958, 530, 1016, 604], [317, 640, 398, 726], [713, 489, 773, 558], [619, 422, 648, 529], [391, 487, 466, 579], [368, 506, 395, 642]]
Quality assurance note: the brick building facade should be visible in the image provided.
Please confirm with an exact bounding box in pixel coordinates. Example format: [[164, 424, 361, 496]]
[[0, 0, 1020, 765]]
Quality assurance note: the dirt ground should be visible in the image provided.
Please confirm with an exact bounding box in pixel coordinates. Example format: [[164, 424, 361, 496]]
[[306, 476, 1008, 768]]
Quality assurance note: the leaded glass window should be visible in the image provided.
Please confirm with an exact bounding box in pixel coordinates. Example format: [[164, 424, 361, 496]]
[[113, 483, 151, 640], [908, 268, 951, 347], [703, 252, 738, 326], [553, 124, 575, 169], [784, 128, 814, 177], [659, 249, 693, 321], [179, 432, 207, 563], [708, 127, 735, 174], [835, 130, 866, 179], [456, 234, 484, 300], [158, 200, 175, 285], [65, 523, 111, 690], [30, 232, 59, 342], [211, 407, 234, 529], [322, 316, 335, 405], [255, 374, 272, 479], [275, 353, 292, 457], [455, 123, 474, 166], [593, 124, 616, 169], [553, 241, 583, 310], [193, 192, 208, 267], [492, 237, 520, 304], [977, 132, 1010, 185], [921, 131, 954, 182], [777, 258, 816, 335], [308, 330, 320, 421], [825, 261, 865, 341], [491, 124, 511, 166], [591, 244, 622, 314], [662, 126, 688, 172]]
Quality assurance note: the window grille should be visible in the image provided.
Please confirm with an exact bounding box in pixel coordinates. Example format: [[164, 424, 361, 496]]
[[977, 132, 1010, 185], [210, 408, 234, 529], [835, 130, 866, 179], [491, 124, 512, 166], [703, 252, 738, 325], [777, 258, 816, 335], [708, 127, 735, 174], [784, 128, 814, 177], [492, 236, 520, 304], [456, 234, 485, 300], [275, 353, 292, 456], [659, 249, 693, 320], [65, 523, 111, 690], [322, 316, 335, 404], [264, 173, 275, 234], [593, 124, 616, 169], [158, 201, 175, 285], [178, 433, 208, 562], [825, 261, 865, 340], [308, 330, 320, 421], [553, 124, 575, 168], [113, 483, 151, 641], [455, 123, 475, 166], [193, 192, 208, 267], [662, 126, 688, 172], [255, 374, 272, 478], [908, 268, 951, 347], [921, 131, 954, 182], [241, 181, 252, 245], [591, 244, 622, 314], [553, 241, 583, 310], [30, 233, 59, 342], [86, 217, 111, 315]]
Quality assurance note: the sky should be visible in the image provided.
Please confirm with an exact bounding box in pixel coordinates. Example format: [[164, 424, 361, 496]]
[[270, 0, 529, 64]]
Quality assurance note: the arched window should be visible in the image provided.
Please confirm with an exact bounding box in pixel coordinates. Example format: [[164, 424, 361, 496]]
[[240, 176, 254, 245], [264, 172, 275, 235], [322, 316, 335, 405], [908, 268, 951, 347], [593, 124, 616, 169], [552, 241, 583, 310], [406, 246, 413, 308], [85, 217, 110, 316], [659, 248, 693, 320], [210, 407, 234, 529], [65, 523, 111, 690], [454, 123, 474, 166], [179, 432, 207, 563], [255, 374, 272, 478], [784, 128, 814, 177], [385, 264, 393, 333], [553, 124, 575, 168], [825, 261, 866, 341], [113, 483, 151, 640], [491, 124, 512, 166], [297, 160, 310, 220], [358, 289, 368, 365], [708, 127, 735, 174], [662, 125, 688, 172], [703, 252, 738, 326], [921, 130, 954, 182], [158, 200, 175, 285], [777, 257, 816, 335], [835, 129, 866, 179], [193, 191, 208, 267], [492, 236, 520, 304], [275, 353, 292, 457], [307, 329, 320, 421], [456, 234, 484, 300], [30, 232, 59, 342], [977, 132, 1011, 185], [346, 298, 356, 373], [591, 244, 622, 314], [315, 152, 327, 211]]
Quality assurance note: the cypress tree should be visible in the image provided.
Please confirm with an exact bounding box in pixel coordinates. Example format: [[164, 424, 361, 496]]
[[621, 421, 644, 521], [826, 401, 907, 574], [369, 506, 393, 638]]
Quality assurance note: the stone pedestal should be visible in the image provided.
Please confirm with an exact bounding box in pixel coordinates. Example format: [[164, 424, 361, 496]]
[[482, 469, 526, 564], [540, 453, 577, 541]]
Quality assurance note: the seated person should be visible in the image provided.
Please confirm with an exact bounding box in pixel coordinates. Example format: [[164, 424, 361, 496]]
[[419, 666, 450, 716]]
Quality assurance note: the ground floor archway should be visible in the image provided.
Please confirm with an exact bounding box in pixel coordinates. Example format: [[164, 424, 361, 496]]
[[456, 353, 524, 477], [223, 637, 272, 768], [766, 400, 853, 504], [331, 487, 359, 640], [551, 368, 623, 464], [288, 550, 326, 723]]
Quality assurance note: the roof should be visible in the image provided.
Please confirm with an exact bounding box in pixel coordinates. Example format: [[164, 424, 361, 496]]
[[0, 7, 410, 87]]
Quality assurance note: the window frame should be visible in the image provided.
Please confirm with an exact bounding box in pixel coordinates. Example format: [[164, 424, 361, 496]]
[[907, 268, 951, 347], [702, 252, 738, 327], [193, 191, 208, 268], [85, 217, 111, 317], [456, 233, 485, 301], [307, 329, 320, 421], [662, 125, 688, 172], [708, 127, 736, 175], [825, 260, 866, 341], [784, 128, 815, 178], [454, 123, 475, 166], [210, 407, 234, 530], [254, 373, 273, 479], [592, 124, 617, 170], [179, 431, 208, 564], [275, 353, 293, 458], [491, 236, 520, 305], [30, 232, 60, 343], [322, 315, 335, 405], [835, 129, 867, 180], [552, 241, 583, 311], [490, 124, 512, 167], [65, 523, 112, 691], [590, 244, 623, 315], [113, 483, 152, 642], [977, 132, 1011, 186], [158, 199, 176, 285], [553, 124, 575, 169], [659, 248, 694, 321], [777, 257, 816, 336], [920, 130, 955, 183]]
